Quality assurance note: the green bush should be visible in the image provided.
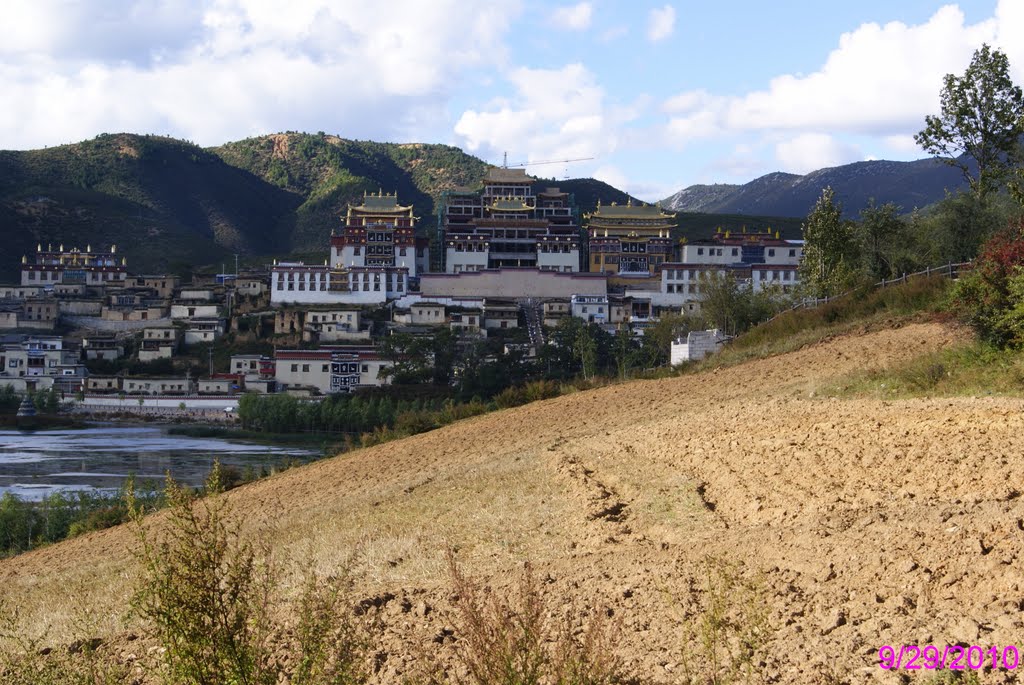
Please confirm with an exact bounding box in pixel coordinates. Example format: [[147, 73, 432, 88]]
[[128, 463, 373, 685], [494, 386, 527, 409], [949, 218, 1024, 347], [129, 465, 277, 685], [679, 557, 770, 685]]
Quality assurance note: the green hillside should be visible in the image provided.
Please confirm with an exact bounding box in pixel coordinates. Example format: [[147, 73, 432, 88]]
[[0, 133, 299, 280], [212, 133, 491, 251], [0, 131, 805, 282]]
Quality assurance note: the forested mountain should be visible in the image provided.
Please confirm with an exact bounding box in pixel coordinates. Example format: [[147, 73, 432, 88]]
[[0, 132, 644, 280], [662, 158, 969, 218]]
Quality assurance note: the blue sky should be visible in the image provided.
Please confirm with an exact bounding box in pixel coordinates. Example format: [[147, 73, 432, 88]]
[[0, 0, 1018, 200]]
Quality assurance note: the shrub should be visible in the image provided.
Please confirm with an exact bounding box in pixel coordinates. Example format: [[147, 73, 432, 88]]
[[128, 464, 277, 685], [679, 557, 770, 685], [494, 386, 527, 409], [129, 463, 374, 684], [446, 552, 621, 685], [950, 217, 1024, 347], [393, 410, 439, 436], [522, 380, 560, 403], [0, 599, 128, 685], [291, 570, 370, 685]]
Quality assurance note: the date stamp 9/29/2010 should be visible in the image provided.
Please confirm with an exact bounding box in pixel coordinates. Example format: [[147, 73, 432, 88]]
[[879, 645, 1020, 671]]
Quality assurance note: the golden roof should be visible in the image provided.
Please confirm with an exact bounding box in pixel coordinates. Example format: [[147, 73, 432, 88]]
[[484, 167, 535, 184]]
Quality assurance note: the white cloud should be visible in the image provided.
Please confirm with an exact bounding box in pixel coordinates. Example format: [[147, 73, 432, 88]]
[[775, 133, 861, 174], [663, 3, 1019, 143], [882, 134, 920, 154], [454, 63, 645, 169], [593, 165, 630, 190], [659, 0, 1024, 179], [662, 89, 713, 114], [552, 2, 592, 31], [599, 26, 628, 43], [647, 5, 675, 43], [704, 142, 772, 182], [0, 0, 203, 63], [0, 0, 522, 149]]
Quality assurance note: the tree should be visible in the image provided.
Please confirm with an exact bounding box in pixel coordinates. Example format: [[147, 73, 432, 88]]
[[698, 271, 747, 334], [799, 187, 860, 298], [573, 322, 597, 381], [915, 44, 1024, 200], [641, 313, 693, 367], [855, 200, 906, 281], [377, 332, 431, 385], [612, 323, 638, 380]]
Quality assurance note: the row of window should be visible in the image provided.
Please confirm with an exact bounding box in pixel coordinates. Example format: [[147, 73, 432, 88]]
[[692, 247, 799, 258], [309, 313, 354, 323], [26, 270, 120, 281], [758, 270, 798, 281], [348, 247, 408, 256], [289, 362, 370, 373]]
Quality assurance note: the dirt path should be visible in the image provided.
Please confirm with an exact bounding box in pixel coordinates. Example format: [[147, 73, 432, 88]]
[[5, 320, 1022, 683]]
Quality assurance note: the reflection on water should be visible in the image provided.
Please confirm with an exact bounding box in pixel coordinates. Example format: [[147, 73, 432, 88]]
[[0, 426, 318, 501]]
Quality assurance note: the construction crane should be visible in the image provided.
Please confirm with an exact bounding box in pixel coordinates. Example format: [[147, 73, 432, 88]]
[[499, 152, 594, 168]]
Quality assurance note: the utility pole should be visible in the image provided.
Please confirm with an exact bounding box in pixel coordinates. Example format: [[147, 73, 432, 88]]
[[234, 253, 239, 276], [208, 346, 214, 378]]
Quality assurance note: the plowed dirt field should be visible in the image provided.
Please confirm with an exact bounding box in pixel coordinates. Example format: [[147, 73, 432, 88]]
[[5, 320, 1022, 683]]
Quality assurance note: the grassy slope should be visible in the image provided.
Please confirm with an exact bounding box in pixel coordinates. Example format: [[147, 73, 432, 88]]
[[684, 272, 1024, 402], [687, 273, 956, 372]]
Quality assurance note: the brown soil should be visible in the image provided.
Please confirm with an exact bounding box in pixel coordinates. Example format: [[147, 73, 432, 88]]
[[4, 320, 1022, 684]]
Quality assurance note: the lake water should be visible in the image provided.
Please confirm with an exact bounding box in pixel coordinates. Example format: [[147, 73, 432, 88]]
[[0, 425, 320, 501]]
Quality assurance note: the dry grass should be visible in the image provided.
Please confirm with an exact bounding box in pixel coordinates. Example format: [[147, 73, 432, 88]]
[[824, 337, 1024, 399], [444, 551, 622, 685]]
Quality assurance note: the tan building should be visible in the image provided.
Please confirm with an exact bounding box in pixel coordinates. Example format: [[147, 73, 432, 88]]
[[82, 335, 126, 361], [101, 304, 166, 322], [85, 376, 121, 394], [0, 299, 58, 330], [183, 319, 225, 345], [123, 377, 193, 395], [137, 275, 181, 299], [542, 300, 570, 327], [394, 302, 446, 326], [171, 302, 220, 319], [449, 309, 483, 335], [483, 300, 519, 330], [304, 309, 366, 342], [139, 326, 179, 361]]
